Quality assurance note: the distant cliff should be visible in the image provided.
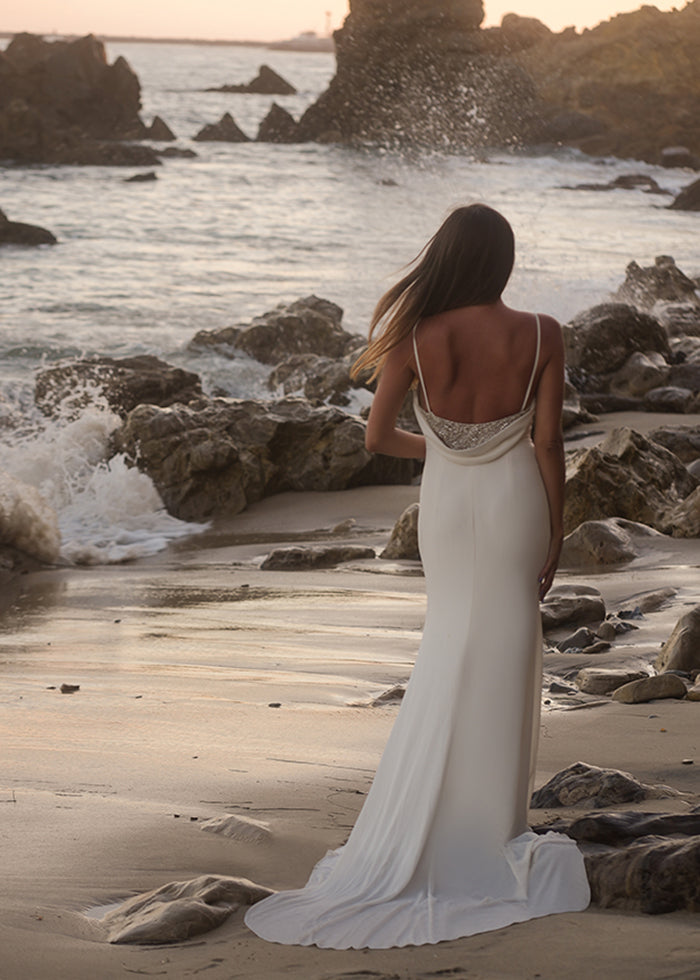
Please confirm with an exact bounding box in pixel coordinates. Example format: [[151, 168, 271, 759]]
[[297, 0, 700, 164]]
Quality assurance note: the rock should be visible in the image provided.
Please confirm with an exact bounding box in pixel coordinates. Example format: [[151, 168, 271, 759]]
[[261, 544, 376, 570], [612, 255, 699, 312], [576, 668, 649, 696], [635, 587, 678, 613], [124, 171, 157, 182], [658, 303, 700, 337], [145, 115, 175, 140], [208, 65, 297, 95], [516, 4, 700, 164], [113, 397, 415, 521], [649, 424, 700, 464], [296, 0, 537, 150], [563, 304, 670, 379], [660, 145, 700, 169], [687, 683, 700, 701], [669, 177, 700, 212], [556, 627, 598, 652], [656, 605, 700, 673], [578, 394, 643, 414], [560, 518, 638, 566], [267, 352, 360, 406], [380, 503, 420, 561], [563, 174, 667, 194], [257, 103, 300, 143], [585, 837, 700, 914], [540, 585, 605, 631], [499, 13, 552, 50], [190, 296, 363, 366], [563, 427, 698, 535], [35, 354, 202, 420], [0, 207, 57, 246], [0, 33, 156, 166], [662, 486, 700, 538], [371, 683, 406, 706], [611, 673, 688, 703], [194, 113, 250, 142], [609, 351, 670, 398], [668, 362, 700, 392], [101, 874, 272, 944], [157, 146, 197, 159], [542, 810, 700, 845], [530, 761, 680, 809], [642, 385, 695, 413], [200, 813, 271, 843]]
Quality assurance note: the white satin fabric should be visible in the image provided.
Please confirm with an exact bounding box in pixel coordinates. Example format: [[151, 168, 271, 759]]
[[245, 383, 590, 949]]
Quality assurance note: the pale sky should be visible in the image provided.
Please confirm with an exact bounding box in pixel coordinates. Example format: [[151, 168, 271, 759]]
[[0, 1, 683, 42]]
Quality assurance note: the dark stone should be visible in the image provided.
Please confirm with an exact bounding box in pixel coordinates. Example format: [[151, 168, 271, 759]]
[[35, 354, 202, 419], [194, 113, 250, 142], [563, 304, 671, 377], [257, 103, 299, 143], [207, 65, 297, 95], [0, 33, 154, 165], [124, 171, 158, 182], [668, 177, 700, 212], [660, 145, 700, 169], [0, 207, 56, 245], [260, 544, 376, 570], [642, 386, 695, 413], [157, 146, 197, 159], [146, 115, 175, 140]]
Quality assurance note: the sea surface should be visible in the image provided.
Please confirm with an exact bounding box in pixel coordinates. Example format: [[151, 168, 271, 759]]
[[1, 40, 698, 565]]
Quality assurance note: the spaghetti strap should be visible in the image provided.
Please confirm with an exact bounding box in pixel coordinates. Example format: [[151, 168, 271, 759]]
[[520, 314, 541, 411], [412, 324, 432, 414]]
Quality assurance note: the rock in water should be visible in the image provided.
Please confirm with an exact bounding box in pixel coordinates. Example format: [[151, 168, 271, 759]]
[[207, 65, 297, 95], [0, 33, 158, 166], [257, 103, 300, 143], [612, 255, 700, 312], [530, 761, 680, 809], [296, 0, 537, 148], [101, 875, 272, 944], [0, 208, 57, 246], [380, 503, 420, 560], [669, 177, 700, 212], [35, 354, 202, 419], [145, 115, 175, 140], [656, 605, 700, 673], [194, 113, 250, 142]]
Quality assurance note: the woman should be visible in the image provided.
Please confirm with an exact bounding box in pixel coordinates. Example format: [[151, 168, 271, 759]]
[[245, 203, 590, 949]]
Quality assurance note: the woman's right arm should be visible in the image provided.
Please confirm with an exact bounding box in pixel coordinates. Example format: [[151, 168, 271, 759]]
[[532, 317, 566, 600], [365, 339, 426, 459]]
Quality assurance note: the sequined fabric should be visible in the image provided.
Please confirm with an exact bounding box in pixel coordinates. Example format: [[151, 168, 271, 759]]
[[421, 407, 529, 450]]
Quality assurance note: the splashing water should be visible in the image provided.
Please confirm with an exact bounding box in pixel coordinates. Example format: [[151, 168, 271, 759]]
[[0, 385, 204, 565]]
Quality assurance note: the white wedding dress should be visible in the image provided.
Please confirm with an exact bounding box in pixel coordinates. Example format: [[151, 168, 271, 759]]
[[245, 315, 590, 948]]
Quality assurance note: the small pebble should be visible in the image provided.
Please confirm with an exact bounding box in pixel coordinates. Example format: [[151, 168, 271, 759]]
[[190, 816, 198, 821], [682, 759, 694, 765], [173, 813, 180, 819], [114, 619, 121, 623], [268, 702, 282, 708], [60, 683, 80, 694], [660, 728, 667, 732]]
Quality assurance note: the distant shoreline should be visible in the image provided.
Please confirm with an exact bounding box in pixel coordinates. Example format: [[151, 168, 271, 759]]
[[0, 31, 334, 51]]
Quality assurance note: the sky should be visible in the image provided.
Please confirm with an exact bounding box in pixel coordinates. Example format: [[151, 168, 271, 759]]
[[0, 1, 683, 42]]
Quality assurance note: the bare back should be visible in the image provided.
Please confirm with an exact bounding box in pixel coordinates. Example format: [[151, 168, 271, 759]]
[[412, 304, 544, 423]]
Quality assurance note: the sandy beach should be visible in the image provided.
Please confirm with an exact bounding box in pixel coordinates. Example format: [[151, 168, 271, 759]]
[[2, 413, 700, 980]]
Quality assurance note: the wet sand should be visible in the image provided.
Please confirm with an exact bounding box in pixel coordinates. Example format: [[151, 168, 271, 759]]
[[2, 418, 700, 980]]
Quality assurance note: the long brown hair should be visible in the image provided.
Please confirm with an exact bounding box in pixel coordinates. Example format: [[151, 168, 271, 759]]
[[351, 204, 515, 382]]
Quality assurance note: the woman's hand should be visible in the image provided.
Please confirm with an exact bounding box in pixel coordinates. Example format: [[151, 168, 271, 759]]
[[538, 532, 563, 601]]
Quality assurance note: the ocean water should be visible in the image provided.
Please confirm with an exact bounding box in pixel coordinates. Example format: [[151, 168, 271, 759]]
[[1, 40, 698, 564]]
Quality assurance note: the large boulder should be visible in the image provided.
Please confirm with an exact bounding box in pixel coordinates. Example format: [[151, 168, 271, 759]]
[[560, 518, 640, 566], [655, 604, 700, 673], [113, 396, 415, 521], [267, 352, 360, 406], [530, 761, 679, 809], [516, 4, 700, 164], [257, 103, 300, 143], [35, 355, 202, 419], [612, 255, 699, 313], [0, 33, 158, 166], [0, 207, 56, 245], [563, 304, 671, 385], [296, 0, 538, 149], [190, 296, 364, 366], [563, 427, 698, 534]]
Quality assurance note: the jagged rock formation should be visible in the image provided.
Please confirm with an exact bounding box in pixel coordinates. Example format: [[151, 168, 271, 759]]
[[514, 2, 700, 163], [0, 33, 159, 165], [0, 207, 56, 245], [206, 65, 297, 95], [296, 0, 537, 148], [193, 113, 250, 142]]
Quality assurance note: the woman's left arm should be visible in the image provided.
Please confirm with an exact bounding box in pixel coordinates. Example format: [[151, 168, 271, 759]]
[[364, 340, 426, 459]]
